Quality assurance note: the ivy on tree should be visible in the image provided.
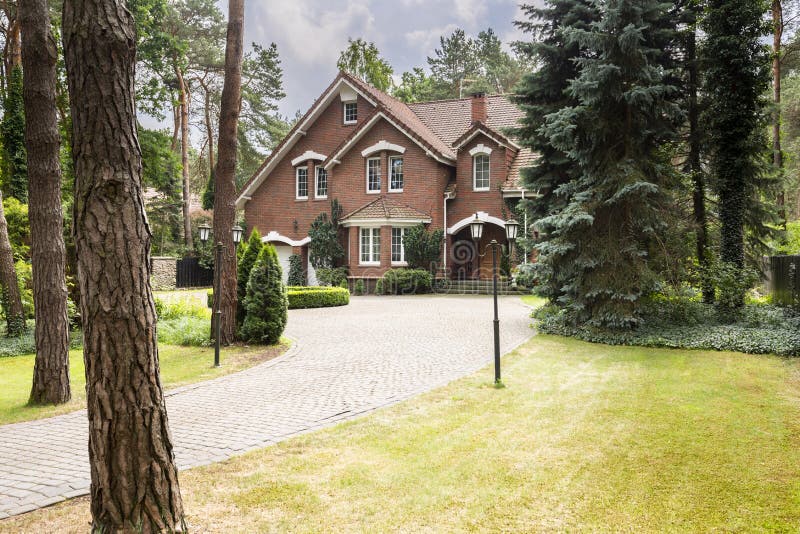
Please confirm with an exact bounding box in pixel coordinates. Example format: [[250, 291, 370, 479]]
[[2, 66, 27, 202]]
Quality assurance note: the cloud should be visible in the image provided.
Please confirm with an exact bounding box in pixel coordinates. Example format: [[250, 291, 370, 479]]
[[453, 0, 488, 26], [404, 23, 459, 57]]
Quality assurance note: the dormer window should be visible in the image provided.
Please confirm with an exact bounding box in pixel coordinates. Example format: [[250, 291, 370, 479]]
[[344, 101, 357, 124], [473, 154, 490, 191]]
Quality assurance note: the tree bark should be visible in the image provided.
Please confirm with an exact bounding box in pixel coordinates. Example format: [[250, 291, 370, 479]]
[[0, 190, 24, 336], [200, 76, 215, 178], [686, 10, 713, 303], [176, 66, 193, 250], [21, 0, 71, 404], [774, 0, 786, 226], [214, 0, 244, 344], [62, 0, 185, 530]]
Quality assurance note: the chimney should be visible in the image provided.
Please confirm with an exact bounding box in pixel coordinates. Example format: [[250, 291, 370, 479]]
[[471, 92, 487, 124]]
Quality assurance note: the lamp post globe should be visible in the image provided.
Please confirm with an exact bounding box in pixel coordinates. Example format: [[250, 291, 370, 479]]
[[232, 225, 244, 245], [469, 213, 484, 241], [505, 218, 519, 242], [198, 223, 211, 243]]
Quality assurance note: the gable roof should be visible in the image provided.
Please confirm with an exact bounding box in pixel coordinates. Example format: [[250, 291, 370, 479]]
[[339, 196, 432, 226], [237, 73, 530, 207], [408, 95, 524, 148]]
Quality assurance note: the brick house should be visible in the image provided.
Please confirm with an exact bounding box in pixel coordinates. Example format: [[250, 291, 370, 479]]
[[237, 71, 533, 285]]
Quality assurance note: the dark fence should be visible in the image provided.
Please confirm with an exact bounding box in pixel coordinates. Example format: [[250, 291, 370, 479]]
[[176, 257, 213, 288], [770, 255, 800, 307]]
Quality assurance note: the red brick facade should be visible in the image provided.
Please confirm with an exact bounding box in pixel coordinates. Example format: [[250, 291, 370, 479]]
[[239, 72, 529, 281]]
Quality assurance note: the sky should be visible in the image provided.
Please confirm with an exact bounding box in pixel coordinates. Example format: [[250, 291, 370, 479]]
[[222, 0, 533, 117]]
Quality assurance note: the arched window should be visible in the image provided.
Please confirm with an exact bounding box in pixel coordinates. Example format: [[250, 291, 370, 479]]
[[473, 154, 490, 191]]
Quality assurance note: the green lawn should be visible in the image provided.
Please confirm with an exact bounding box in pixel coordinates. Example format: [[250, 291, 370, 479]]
[[520, 293, 546, 308], [0, 342, 288, 426], [6, 335, 800, 532]]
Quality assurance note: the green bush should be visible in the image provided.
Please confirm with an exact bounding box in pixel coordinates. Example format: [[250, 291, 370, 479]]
[[514, 263, 537, 289], [355, 279, 365, 295], [535, 300, 800, 357], [287, 286, 349, 309], [379, 269, 433, 295], [157, 316, 211, 347], [288, 254, 306, 286], [154, 297, 210, 320], [239, 244, 288, 344], [237, 229, 263, 325], [403, 224, 444, 272], [0, 321, 83, 357], [375, 279, 384, 295], [317, 266, 348, 287]]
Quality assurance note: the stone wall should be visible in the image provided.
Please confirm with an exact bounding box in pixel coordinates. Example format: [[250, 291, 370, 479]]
[[151, 256, 177, 290]]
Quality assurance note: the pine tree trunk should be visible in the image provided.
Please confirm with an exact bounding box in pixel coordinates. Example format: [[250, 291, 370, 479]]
[[176, 66, 193, 250], [0, 190, 25, 336], [62, 0, 185, 530], [773, 0, 786, 226], [21, 0, 71, 404], [203, 82, 215, 177], [214, 0, 244, 344]]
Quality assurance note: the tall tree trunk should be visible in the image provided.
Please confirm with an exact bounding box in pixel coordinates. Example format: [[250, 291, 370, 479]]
[[0, 190, 25, 336], [62, 0, 185, 530], [686, 11, 713, 303], [202, 78, 215, 177], [773, 0, 786, 227], [176, 66, 193, 250], [21, 0, 71, 404], [4, 13, 21, 86], [214, 0, 244, 344], [171, 102, 179, 152]]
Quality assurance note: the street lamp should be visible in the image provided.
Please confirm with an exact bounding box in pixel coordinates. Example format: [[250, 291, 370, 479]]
[[469, 213, 519, 385], [198, 223, 244, 367]]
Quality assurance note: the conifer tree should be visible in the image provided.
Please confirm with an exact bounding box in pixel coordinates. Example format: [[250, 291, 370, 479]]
[[536, 0, 681, 327], [702, 0, 774, 295], [236, 228, 262, 325], [2, 66, 27, 202], [240, 244, 287, 345], [512, 0, 598, 303]]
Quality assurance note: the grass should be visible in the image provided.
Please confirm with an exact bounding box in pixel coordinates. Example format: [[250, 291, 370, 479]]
[[520, 293, 546, 308], [0, 341, 289, 426], [5, 335, 800, 532]]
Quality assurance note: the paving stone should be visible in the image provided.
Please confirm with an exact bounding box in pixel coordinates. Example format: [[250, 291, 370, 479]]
[[0, 295, 533, 519]]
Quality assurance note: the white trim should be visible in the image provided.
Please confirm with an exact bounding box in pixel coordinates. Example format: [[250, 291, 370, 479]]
[[361, 140, 406, 157], [455, 128, 521, 151], [295, 166, 309, 200], [323, 111, 455, 170], [447, 211, 505, 235], [359, 226, 381, 265], [502, 188, 531, 198], [340, 217, 430, 228], [388, 155, 404, 192], [236, 77, 377, 208], [262, 231, 311, 247], [473, 153, 490, 191], [468, 143, 493, 156], [291, 150, 327, 166], [366, 157, 381, 194]]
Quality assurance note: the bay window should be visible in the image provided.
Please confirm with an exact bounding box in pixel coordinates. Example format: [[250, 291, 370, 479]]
[[360, 227, 381, 265]]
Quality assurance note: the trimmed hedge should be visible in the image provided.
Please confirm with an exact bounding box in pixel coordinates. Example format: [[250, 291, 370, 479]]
[[377, 268, 433, 295], [287, 286, 349, 309]]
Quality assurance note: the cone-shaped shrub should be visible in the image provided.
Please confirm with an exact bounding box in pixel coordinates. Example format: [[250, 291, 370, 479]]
[[237, 229, 262, 325], [239, 244, 287, 345]]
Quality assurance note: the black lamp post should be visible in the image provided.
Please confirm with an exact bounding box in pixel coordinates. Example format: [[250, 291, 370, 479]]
[[198, 222, 243, 367], [470, 214, 519, 384]]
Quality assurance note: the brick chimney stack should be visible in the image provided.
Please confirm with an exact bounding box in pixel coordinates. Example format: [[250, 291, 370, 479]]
[[471, 92, 487, 124]]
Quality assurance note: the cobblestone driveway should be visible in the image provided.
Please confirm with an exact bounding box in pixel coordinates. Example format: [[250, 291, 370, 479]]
[[0, 295, 533, 519]]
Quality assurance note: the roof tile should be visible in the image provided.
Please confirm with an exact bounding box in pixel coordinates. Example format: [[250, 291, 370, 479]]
[[341, 196, 432, 222]]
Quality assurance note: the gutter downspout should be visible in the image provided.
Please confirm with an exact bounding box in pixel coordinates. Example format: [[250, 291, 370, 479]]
[[522, 190, 527, 264], [443, 193, 448, 274]]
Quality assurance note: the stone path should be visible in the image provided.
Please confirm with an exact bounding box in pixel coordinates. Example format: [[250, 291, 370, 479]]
[[0, 295, 533, 519]]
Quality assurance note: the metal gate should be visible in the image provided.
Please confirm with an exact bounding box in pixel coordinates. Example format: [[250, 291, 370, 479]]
[[176, 257, 213, 288]]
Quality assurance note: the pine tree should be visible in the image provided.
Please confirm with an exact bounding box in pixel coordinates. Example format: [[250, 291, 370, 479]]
[[702, 0, 774, 298], [511, 0, 599, 303], [240, 244, 287, 345], [536, 0, 681, 328], [287, 253, 306, 286], [2, 66, 28, 202], [236, 228, 262, 325]]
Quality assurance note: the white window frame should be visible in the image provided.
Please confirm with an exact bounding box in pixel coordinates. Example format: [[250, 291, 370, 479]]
[[359, 227, 381, 265], [473, 154, 490, 191], [296, 166, 309, 200], [315, 167, 328, 199], [343, 101, 358, 124], [391, 227, 409, 265], [366, 157, 381, 193], [389, 156, 404, 192]]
